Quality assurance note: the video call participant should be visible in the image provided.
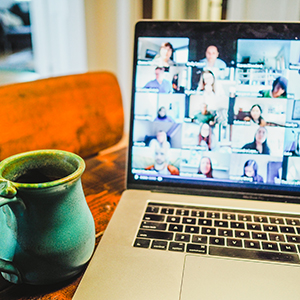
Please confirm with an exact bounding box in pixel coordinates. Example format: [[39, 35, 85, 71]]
[[199, 45, 227, 69], [193, 103, 215, 125], [151, 42, 175, 68], [243, 104, 266, 126], [242, 126, 270, 154], [284, 131, 300, 155], [242, 159, 264, 183], [198, 123, 218, 151], [172, 74, 184, 93], [145, 147, 179, 175], [196, 70, 228, 121], [154, 106, 175, 122], [144, 67, 172, 93], [197, 156, 213, 178], [259, 76, 288, 98], [149, 130, 171, 150], [197, 70, 216, 92]]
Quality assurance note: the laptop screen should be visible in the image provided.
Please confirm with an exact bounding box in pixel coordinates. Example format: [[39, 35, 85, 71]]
[[127, 21, 300, 202]]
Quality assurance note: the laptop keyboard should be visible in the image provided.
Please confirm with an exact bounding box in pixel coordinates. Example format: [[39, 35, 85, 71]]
[[133, 202, 300, 264]]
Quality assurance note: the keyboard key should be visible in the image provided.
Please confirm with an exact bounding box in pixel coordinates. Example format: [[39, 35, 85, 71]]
[[238, 214, 252, 222], [137, 230, 173, 240], [254, 216, 268, 223], [269, 217, 284, 224], [227, 238, 242, 247], [247, 223, 262, 231], [262, 242, 279, 251], [192, 235, 208, 244], [168, 224, 183, 232], [146, 206, 159, 213], [185, 226, 200, 234], [175, 233, 190, 242], [263, 224, 278, 232], [199, 218, 212, 226], [286, 218, 300, 226], [169, 242, 185, 252], [207, 212, 220, 219], [176, 209, 189, 216], [209, 246, 300, 264], [134, 238, 150, 248], [222, 213, 236, 220], [143, 214, 165, 222], [182, 217, 196, 225], [151, 240, 168, 250], [269, 233, 285, 242], [140, 221, 167, 230], [201, 227, 216, 235], [252, 232, 267, 240], [280, 226, 296, 234], [235, 230, 250, 239], [287, 235, 300, 243], [187, 244, 207, 254], [280, 243, 297, 253], [214, 220, 228, 227], [167, 216, 181, 223], [191, 210, 204, 217], [161, 208, 174, 214], [218, 229, 233, 237], [231, 221, 245, 229], [210, 237, 225, 246], [244, 240, 260, 249]]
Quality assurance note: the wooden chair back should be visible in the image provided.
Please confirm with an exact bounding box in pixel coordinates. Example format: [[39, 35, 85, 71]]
[[0, 71, 124, 160]]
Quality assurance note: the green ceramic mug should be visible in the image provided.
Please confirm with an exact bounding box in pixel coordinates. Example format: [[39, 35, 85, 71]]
[[0, 149, 95, 285]]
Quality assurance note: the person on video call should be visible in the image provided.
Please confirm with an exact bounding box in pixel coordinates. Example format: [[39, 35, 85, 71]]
[[151, 42, 175, 67], [145, 147, 179, 175], [144, 67, 172, 93], [199, 45, 227, 69], [198, 123, 218, 151], [242, 126, 270, 154], [243, 104, 266, 126], [197, 70, 216, 93], [172, 74, 184, 93], [149, 130, 171, 151], [259, 76, 288, 98], [154, 106, 175, 122], [197, 156, 213, 178], [242, 159, 264, 183], [196, 70, 227, 122], [193, 103, 215, 125]]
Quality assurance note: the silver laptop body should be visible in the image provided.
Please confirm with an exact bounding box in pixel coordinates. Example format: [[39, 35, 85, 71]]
[[74, 21, 300, 300]]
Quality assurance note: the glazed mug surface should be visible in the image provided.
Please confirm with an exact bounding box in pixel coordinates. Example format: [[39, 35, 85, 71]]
[[0, 149, 95, 285]]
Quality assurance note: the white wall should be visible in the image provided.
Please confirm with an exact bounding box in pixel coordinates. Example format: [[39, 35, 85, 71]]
[[84, 0, 142, 133], [227, 0, 300, 21], [30, 0, 87, 77], [29, 0, 142, 134], [0, 0, 15, 9]]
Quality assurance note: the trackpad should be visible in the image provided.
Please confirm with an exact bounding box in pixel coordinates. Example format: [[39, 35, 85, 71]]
[[180, 255, 300, 300]]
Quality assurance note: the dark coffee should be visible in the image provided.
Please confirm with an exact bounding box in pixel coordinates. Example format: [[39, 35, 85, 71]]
[[15, 167, 72, 184]]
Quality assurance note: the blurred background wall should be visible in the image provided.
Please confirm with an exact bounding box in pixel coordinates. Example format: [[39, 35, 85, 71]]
[[1, 0, 299, 132]]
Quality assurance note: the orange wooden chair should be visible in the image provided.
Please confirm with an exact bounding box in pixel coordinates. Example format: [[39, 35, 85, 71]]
[[0, 72, 124, 160]]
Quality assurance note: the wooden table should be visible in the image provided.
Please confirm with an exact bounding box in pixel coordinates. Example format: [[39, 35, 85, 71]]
[[0, 146, 127, 300]]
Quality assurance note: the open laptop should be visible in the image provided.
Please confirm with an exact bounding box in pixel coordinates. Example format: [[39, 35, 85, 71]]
[[73, 21, 300, 300]]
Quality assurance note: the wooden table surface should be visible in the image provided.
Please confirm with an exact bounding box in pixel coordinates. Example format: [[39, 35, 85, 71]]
[[0, 145, 127, 300]]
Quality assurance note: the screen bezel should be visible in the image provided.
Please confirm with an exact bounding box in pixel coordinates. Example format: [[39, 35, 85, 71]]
[[127, 20, 300, 203]]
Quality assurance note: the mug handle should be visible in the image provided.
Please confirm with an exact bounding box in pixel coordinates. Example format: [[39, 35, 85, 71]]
[[0, 179, 23, 284]]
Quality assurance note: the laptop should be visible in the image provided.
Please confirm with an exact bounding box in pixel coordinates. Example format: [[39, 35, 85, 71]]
[[73, 21, 300, 299]]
